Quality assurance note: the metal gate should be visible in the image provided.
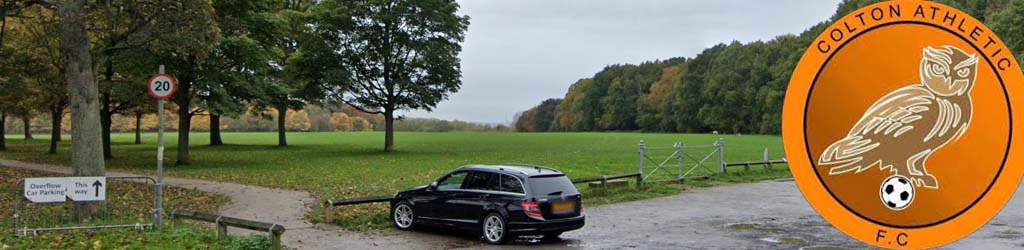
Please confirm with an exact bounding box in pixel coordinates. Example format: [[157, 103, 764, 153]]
[[7, 176, 159, 235], [639, 138, 725, 182]]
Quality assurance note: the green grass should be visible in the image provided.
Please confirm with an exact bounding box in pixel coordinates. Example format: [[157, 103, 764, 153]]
[[1, 132, 789, 229]]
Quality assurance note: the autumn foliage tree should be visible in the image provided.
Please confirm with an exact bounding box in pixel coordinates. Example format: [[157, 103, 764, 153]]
[[518, 0, 1023, 135]]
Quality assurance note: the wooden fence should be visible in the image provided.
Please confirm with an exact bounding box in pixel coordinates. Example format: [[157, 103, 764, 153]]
[[170, 209, 286, 249]]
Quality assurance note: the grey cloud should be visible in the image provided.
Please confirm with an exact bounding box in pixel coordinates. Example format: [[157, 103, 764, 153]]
[[403, 0, 841, 124]]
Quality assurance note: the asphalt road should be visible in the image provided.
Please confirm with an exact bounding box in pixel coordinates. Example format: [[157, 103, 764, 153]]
[[390, 179, 1024, 250]]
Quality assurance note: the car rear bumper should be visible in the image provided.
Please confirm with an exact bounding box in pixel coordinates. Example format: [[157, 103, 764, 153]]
[[508, 215, 585, 234]]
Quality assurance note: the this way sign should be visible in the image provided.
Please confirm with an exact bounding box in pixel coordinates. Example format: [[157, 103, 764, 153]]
[[67, 177, 106, 202], [23, 177, 106, 203]]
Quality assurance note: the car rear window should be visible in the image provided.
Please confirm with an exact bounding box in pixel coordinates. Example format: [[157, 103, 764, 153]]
[[499, 174, 524, 194], [528, 175, 579, 196]]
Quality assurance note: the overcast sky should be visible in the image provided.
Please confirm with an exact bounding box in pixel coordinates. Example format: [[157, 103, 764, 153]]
[[402, 0, 842, 124]]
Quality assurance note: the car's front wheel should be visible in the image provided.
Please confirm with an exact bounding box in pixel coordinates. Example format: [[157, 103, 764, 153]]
[[482, 213, 510, 244], [392, 201, 416, 230]]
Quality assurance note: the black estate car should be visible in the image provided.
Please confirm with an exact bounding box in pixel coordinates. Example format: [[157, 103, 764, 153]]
[[390, 164, 585, 244]]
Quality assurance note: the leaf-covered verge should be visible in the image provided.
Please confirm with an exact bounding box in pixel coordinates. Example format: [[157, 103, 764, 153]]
[[0, 167, 256, 249]]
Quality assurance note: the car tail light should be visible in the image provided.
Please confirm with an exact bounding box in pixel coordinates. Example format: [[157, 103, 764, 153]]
[[522, 201, 542, 218], [579, 199, 584, 213]]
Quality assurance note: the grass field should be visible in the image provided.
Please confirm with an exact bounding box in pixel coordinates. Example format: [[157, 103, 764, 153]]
[[0, 132, 789, 228]]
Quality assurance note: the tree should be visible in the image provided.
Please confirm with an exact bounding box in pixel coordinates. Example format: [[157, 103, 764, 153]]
[[55, 0, 105, 219], [197, 0, 288, 146], [351, 116, 372, 131], [312, 0, 470, 151], [514, 98, 561, 132], [259, 0, 343, 146], [554, 79, 592, 131], [330, 112, 352, 131], [136, 1, 220, 165], [638, 63, 686, 132], [9, 6, 66, 153], [88, 0, 222, 158], [285, 109, 312, 131], [0, 1, 10, 150], [989, 0, 1024, 67]]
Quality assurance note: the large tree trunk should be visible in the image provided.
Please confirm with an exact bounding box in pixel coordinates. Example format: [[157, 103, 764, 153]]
[[100, 94, 112, 158], [58, 0, 105, 219], [210, 114, 222, 146], [49, 105, 63, 154], [101, 62, 114, 158], [0, 112, 6, 151], [134, 112, 142, 144], [176, 77, 192, 165], [277, 106, 287, 146], [21, 115, 32, 140], [384, 108, 394, 152]]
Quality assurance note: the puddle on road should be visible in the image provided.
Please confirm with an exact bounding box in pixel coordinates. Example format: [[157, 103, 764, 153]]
[[993, 230, 1022, 240], [760, 236, 808, 245], [725, 223, 784, 233], [799, 246, 854, 250]]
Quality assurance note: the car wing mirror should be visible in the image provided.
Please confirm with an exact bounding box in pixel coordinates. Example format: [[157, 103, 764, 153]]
[[427, 182, 438, 191]]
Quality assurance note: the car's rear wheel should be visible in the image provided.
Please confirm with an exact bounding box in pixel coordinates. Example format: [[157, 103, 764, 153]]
[[392, 201, 415, 230], [482, 213, 510, 244]]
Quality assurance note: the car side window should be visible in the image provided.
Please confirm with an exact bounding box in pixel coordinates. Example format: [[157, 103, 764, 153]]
[[499, 174, 524, 194], [464, 171, 500, 191], [437, 172, 468, 191]]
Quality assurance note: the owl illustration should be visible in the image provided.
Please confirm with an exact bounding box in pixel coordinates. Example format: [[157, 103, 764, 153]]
[[817, 45, 978, 189]]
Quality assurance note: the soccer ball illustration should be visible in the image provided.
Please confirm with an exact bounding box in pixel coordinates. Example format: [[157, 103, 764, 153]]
[[880, 175, 915, 210]]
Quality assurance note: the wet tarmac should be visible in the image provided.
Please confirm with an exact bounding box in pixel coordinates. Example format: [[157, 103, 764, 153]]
[[430, 179, 1024, 250]]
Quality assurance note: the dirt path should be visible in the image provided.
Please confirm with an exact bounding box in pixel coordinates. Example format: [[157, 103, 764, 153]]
[[0, 159, 471, 249]]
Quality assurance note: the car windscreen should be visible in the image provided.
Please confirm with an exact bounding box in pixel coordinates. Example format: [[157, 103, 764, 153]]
[[528, 175, 579, 196]]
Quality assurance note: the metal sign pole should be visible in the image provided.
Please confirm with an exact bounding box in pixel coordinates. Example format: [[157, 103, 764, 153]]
[[154, 65, 165, 229]]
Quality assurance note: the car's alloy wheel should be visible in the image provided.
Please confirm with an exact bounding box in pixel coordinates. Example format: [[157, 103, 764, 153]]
[[392, 202, 415, 230], [482, 213, 508, 244]]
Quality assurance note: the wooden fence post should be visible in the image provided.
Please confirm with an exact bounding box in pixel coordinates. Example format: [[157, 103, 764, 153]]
[[324, 201, 334, 224], [269, 225, 283, 250], [215, 216, 227, 237]]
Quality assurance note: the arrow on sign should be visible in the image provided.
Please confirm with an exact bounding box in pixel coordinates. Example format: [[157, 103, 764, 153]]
[[93, 181, 103, 197]]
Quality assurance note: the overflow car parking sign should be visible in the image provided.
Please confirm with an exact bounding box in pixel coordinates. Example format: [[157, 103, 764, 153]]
[[24, 177, 106, 203]]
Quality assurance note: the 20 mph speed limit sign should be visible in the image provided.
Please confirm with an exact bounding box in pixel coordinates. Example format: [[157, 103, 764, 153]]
[[148, 74, 177, 100]]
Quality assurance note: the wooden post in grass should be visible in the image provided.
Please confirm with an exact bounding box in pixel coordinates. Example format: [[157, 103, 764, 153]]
[[269, 229, 283, 250], [324, 201, 334, 224], [216, 216, 228, 237], [638, 140, 645, 186]]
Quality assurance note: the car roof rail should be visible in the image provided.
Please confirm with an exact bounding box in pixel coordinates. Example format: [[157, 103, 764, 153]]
[[500, 163, 562, 173]]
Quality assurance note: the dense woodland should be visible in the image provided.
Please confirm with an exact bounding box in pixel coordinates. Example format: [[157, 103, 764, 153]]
[[0, 0, 471, 162], [515, 0, 1024, 134]]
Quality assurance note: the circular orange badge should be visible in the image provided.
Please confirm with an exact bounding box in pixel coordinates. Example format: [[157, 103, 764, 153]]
[[783, 1, 1024, 248]]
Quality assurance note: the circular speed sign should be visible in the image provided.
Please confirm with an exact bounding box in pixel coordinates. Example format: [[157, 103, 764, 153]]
[[148, 74, 177, 100]]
